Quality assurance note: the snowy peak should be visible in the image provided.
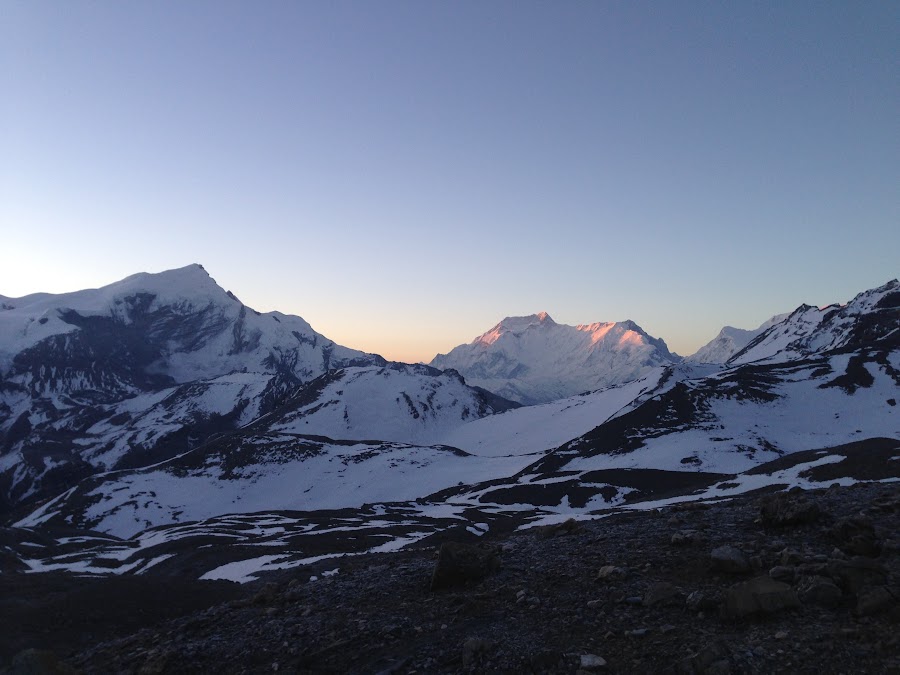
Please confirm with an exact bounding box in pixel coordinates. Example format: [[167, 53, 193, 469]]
[[432, 315, 680, 404], [476, 312, 556, 345], [687, 313, 789, 364], [729, 279, 899, 365], [0, 264, 378, 386]]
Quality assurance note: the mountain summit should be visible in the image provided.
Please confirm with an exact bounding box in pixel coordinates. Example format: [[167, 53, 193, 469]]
[[430, 314, 680, 404]]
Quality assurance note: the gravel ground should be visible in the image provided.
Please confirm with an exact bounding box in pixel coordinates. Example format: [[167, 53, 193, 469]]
[[3, 481, 899, 674]]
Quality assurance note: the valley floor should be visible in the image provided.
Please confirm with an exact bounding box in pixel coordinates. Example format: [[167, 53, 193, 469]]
[[3, 481, 900, 674]]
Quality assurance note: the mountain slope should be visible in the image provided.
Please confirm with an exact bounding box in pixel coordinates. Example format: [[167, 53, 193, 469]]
[[729, 279, 899, 365], [256, 363, 519, 446], [0, 265, 384, 510], [430, 312, 680, 404]]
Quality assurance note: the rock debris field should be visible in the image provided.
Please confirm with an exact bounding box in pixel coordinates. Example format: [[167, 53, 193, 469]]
[[3, 481, 899, 674]]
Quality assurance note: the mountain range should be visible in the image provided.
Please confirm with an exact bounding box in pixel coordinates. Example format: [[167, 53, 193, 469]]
[[1, 266, 897, 583]]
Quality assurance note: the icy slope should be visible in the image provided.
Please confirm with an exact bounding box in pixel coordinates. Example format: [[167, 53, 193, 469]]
[[430, 312, 680, 404], [261, 363, 518, 446], [16, 432, 538, 538], [438, 368, 668, 457]]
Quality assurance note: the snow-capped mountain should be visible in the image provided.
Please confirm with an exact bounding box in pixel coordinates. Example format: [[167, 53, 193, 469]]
[[5, 275, 899, 583], [729, 279, 899, 365], [687, 314, 788, 364], [0, 265, 384, 509], [0, 264, 379, 390], [430, 312, 681, 404]]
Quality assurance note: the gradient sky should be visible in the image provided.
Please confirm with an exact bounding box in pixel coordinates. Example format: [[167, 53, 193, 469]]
[[2, 1, 898, 362]]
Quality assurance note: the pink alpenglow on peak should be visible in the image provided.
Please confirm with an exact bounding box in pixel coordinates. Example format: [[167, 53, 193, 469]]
[[431, 313, 679, 405]]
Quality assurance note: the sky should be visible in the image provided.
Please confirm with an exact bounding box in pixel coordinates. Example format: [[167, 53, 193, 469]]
[[1, 1, 898, 362]]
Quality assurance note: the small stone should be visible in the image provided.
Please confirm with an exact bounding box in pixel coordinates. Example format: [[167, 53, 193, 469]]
[[660, 624, 676, 634], [775, 631, 788, 640], [587, 599, 604, 609], [596, 565, 627, 581], [625, 596, 643, 605], [580, 654, 607, 670], [626, 628, 649, 637]]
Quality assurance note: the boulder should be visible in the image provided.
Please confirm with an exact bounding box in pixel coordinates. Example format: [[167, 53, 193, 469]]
[[430, 541, 500, 591], [759, 492, 822, 527], [827, 557, 887, 594], [722, 577, 800, 619], [832, 516, 881, 557], [856, 586, 898, 616], [798, 575, 842, 608], [643, 581, 684, 607], [710, 545, 751, 574], [687, 589, 723, 611]]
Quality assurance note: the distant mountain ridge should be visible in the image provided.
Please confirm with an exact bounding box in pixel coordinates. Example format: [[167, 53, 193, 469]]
[[686, 314, 788, 364], [430, 312, 680, 404]]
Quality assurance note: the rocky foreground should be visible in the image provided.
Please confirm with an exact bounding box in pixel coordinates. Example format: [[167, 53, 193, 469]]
[[4, 481, 900, 674]]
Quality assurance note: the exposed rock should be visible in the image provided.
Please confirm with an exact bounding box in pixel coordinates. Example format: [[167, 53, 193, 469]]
[[536, 518, 581, 539], [833, 516, 881, 557], [643, 581, 683, 607], [722, 577, 800, 619], [710, 545, 751, 574], [687, 589, 723, 611], [798, 575, 842, 608], [856, 586, 897, 616], [430, 541, 500, 591], [759, 492, 823, 527], [780, 548, 804, 565], [6, 649, 76, 675], [678, 641, 731, 674], [462, 637, 494, 667], [828, 557, 887, 594], [768, 565, 795, 583], [671, 530, 703, 546]]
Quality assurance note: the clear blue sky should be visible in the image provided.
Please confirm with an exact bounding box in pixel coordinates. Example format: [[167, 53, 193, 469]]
[[2, 1, 897, 362]]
